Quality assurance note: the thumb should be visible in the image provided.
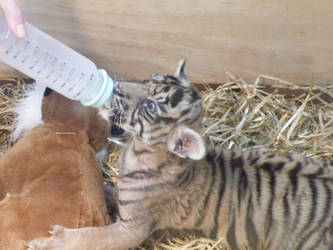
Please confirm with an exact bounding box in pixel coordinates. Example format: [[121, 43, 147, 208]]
[[0, 0, 25, 38]]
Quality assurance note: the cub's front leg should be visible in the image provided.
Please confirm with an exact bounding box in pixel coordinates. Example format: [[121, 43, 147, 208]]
[[27, 219, 154, 250]]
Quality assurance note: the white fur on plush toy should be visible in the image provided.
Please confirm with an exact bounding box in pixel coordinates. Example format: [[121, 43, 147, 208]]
[[11, 83, 45, 142]]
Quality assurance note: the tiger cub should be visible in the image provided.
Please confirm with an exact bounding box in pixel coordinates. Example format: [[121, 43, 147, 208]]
[[28, 60, 333, 250]]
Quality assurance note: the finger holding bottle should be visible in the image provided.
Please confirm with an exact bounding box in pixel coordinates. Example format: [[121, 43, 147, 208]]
[[0, 0, 25, 38]]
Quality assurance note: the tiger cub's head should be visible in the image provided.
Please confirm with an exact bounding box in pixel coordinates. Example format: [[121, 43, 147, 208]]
[[107, 60, 206, 160]]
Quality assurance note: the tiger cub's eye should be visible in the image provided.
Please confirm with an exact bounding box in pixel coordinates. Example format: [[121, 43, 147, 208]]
[[145, 100, 157, 113]]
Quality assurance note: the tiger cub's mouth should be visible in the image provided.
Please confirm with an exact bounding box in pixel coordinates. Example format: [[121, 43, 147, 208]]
[[109, 108, 126, 126], [108, 107, 126, 137]]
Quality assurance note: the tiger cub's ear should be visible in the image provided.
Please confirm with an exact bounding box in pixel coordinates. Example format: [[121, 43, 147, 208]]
[[168, 125, 206, 160], [174, 59, 187, 80]]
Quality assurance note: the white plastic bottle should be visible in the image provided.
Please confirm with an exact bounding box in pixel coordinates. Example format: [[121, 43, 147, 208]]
[[0, 18, 114, 107]]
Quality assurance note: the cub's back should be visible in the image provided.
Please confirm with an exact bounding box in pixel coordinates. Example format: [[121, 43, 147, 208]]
[[204, 148, 333, 249]]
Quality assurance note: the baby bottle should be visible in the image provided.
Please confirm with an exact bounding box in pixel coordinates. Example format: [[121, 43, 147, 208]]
[[0, 17, 114, 107]]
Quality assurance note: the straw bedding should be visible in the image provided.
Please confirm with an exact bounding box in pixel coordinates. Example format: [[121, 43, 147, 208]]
[[1, 73, 333, 249], [0, 78, 32, 155]]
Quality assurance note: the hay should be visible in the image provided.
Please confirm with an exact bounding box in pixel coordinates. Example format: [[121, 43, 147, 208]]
[[0, 78, 32, 155], [1, 73, 333, 249], [201, 72, 333, 158]]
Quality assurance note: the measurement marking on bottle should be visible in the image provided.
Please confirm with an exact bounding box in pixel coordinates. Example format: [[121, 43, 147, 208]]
[[45, 57, 58, 79], [74, 91, 82, 98], [69, 68, 75, 76], [5, 46, 13, 55], [79, 72, 85, 82], [13, 50, 22, 59], [24, 41, 30, 49], [43, 52, 49, 62], [21, 55, 29, 64], [32, 46, 39, 55], [64, 68, 76, 88], [37, 68, 43, 74], [60, 62, 66, 71], [54, 73, 62, 83], [29, 59, 39, 70], [74, 83, 88, 98], [46, 70, 55, 79], [68, 82, 77, 93], [52, 73, 62, 83], [51, 57, 58, 67]]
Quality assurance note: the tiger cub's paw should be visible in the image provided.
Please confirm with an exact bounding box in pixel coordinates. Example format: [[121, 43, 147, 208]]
[[27, 225, 70, 250]]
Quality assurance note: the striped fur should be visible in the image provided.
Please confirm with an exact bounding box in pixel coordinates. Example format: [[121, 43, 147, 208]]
[[111, 60, 333, 250], [28, 60, 333, 250]]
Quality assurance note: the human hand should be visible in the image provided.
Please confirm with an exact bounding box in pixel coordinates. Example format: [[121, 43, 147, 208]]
[[0, 0, 25, 38]]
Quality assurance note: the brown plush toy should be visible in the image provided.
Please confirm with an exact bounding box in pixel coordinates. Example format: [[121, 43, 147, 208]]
[[0, 86, 111, 249]]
